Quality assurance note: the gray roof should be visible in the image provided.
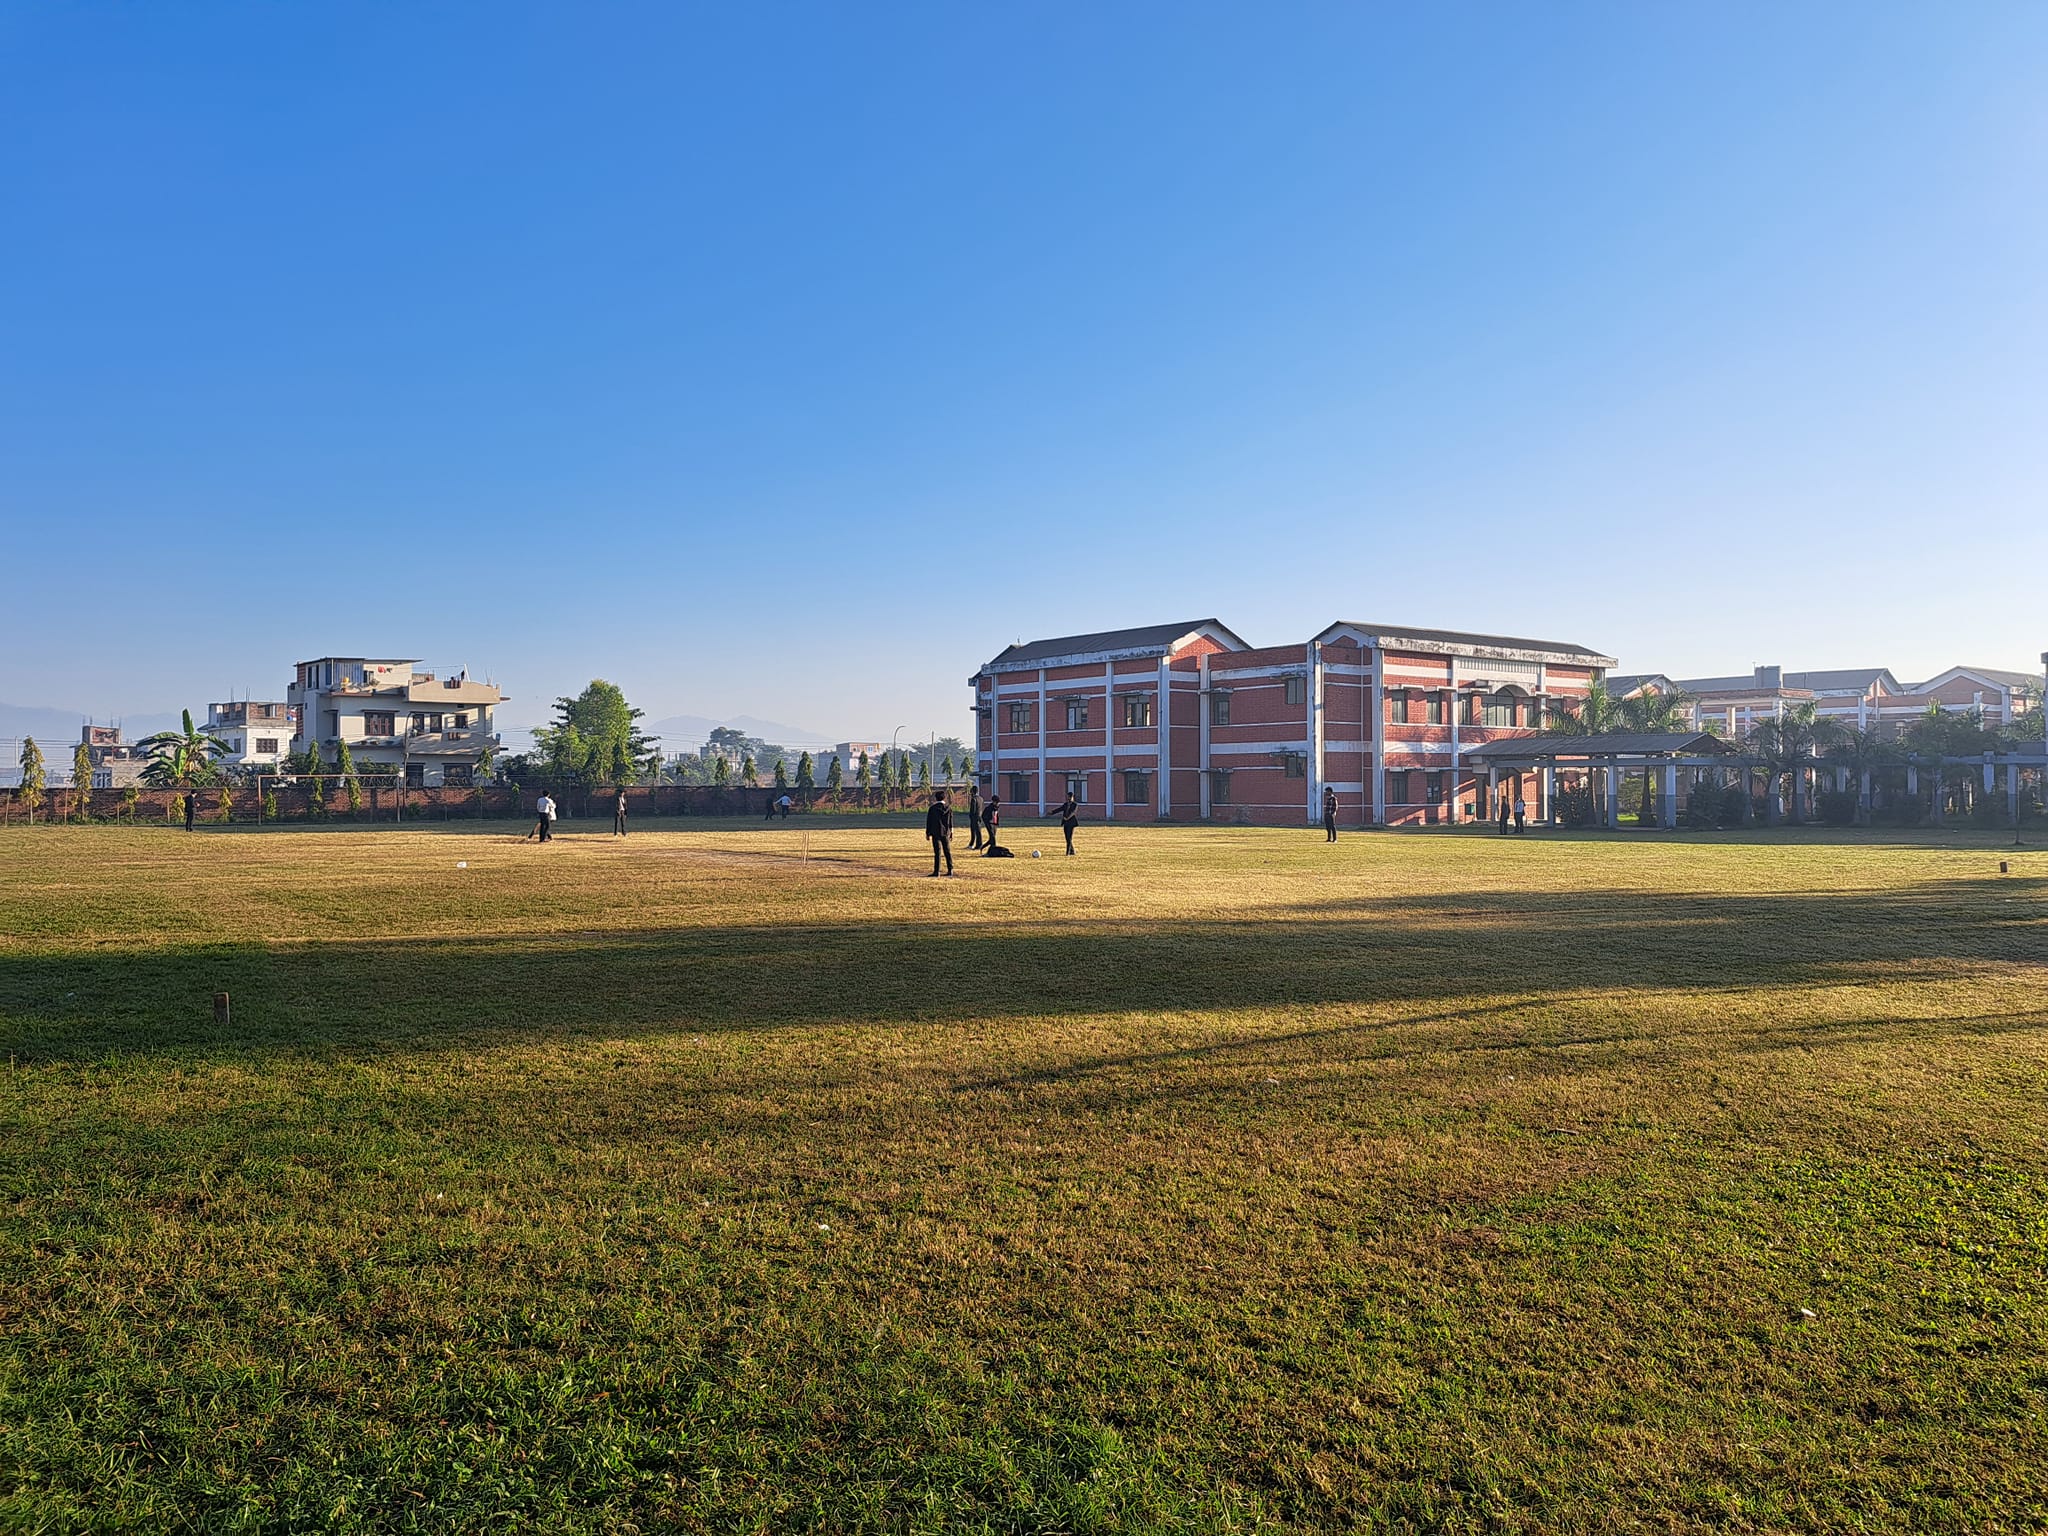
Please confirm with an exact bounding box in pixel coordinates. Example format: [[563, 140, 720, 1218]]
[[1913, 665, 2040, 691], [980, 620, 1245, 673], [1605, 673, 1674, 696], [1466, 730, 1733, 759], [1323, 621, 1613, 664], [1675, 667, 1897, 695]]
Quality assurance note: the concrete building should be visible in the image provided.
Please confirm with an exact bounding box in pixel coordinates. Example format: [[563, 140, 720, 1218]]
[[205, 701, 298, 773], [970, 619, 1613, 825], [288, 657, 505, 788], [81, 723, 145, 789], [1621, 663, 2039, 739]]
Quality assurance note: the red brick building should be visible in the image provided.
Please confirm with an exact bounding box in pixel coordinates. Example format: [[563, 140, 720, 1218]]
[[971, 619, 1614, 825]]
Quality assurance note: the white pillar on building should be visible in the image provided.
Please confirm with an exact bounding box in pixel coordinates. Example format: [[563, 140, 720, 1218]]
[[1156, 656, 1171, 820], [1198, 652, 1212, 819], [1103, 661, 1115, 822], [1605, 763, 1621, 829], [1308, 641, 1325, 826], [1369, 651, 1386, 826], [1539, 763, 1554, 823], [1036, 677, 1048, 815], [1661, 762, 1678, 829]]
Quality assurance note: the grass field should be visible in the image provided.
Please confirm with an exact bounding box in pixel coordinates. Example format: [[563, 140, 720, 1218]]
[[4, 816, 2047, 1533]]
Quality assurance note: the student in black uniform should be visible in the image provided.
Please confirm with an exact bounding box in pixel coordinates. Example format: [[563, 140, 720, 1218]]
[[1323, 786, 1339, 842], [1497, 794, 1512, 835], [981, 793, 1002, 853], [1049, 791, 1079, 855], [925, 790, 954, 876], [966, 784, 984, 849]]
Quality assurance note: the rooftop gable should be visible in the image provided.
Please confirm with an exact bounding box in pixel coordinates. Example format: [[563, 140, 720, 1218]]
[[1315, 621, 1615, 668], [1910, 665, 2041, 694], [978, 619, 1248, 675]]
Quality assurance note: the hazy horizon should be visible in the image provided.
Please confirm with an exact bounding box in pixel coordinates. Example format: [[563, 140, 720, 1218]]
[[5, 4, 2045, 737]]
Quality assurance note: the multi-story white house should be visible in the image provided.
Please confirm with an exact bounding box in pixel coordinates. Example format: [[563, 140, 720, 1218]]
[[287, 657, 506, 788], [204, 701, 298, 773]]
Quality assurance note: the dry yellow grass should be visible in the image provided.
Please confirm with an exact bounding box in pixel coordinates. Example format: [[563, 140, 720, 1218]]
[[3, 816, 2046, 1532]]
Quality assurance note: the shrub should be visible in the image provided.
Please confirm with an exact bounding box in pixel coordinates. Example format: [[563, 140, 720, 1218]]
[[1817, 790, 1859, 826], [1553, 786, 1594, 828]]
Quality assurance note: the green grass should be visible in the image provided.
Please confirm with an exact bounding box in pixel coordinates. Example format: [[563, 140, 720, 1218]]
[[3, 817, 2046, 1533]]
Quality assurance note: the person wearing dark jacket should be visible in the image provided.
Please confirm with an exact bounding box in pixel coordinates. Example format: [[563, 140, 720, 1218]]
[[981, 794, 1001, 853], [1049, 792, 1079, 855], [925, 790, 955, 876], [1323, 786, 1339, 842], [966, 785, 984, 849]]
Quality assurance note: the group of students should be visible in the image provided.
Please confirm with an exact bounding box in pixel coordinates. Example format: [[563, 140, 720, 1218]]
[[921, 783, 1090, 874]]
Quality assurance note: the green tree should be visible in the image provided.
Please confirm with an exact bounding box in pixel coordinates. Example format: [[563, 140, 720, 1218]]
[[741, 753, 758, 787], [335, 737, 364, 816], [120, 785, 140, 823], [18, 738, 46, 824], [856, 752, 871, 800], [72, 739, 95, 821], [215, 788, 235, 823], [826, 755, 843, 798], [774, 758, 789, 789], [713, 755, 731, 787], [939, 754, 954, 783], [1823, 727, 1894, 828], [917, 758, 931, 791], [1614, 687, 1696, 825], [534, 681, 657, 786], [138, 712, 228, 826], [894, 752, 910, 796], [262, 785, 279, 822], [1747, 702, 1839, 825], [796, 752, 815, 795]]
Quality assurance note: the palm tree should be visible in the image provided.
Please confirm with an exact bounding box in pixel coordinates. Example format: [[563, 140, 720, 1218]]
[[1746, 702, 1839, 825], [138, 711, 228, 825], [1545, 680, 1625, 825], [1823, 727, 1893, 827], [1615, 687, 1697, 826]]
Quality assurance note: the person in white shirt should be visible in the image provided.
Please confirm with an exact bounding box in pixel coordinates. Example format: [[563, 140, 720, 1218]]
[[533, 792, 556, 842]]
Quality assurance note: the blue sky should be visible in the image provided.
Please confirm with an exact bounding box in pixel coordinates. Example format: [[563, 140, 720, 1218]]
[[3, 3, 2044, 743]]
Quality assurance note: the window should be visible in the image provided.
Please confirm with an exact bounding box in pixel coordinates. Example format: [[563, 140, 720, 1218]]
[[1283, 674, 1307, 707], [1425, 693, 1445, 725], [1209, 691, 1231, 726], [1284, 754, 1307, 778], [1390, 770, 1412, 803], [1527, 697, 1546, 728], [1124, 770, 1149, 804], [410, 712, 427, 734], [1122, 694, 1153, 728], [1065, 772, 1087, 801], [1389, 691, 1410, 724], [255, 738, 279, 755], [1064, 699, 1089, 731], [405, 764, 425, 788], [363, 711, 395, 737], [1426, 771, 1446, 805], [443, 765, 473, 788], [454, 713, 469, 730], [1008, 773, 1031, 803], [1484, 690, 1517, 727], [1210, 770, 1231, 806], [1007, 703, 1031, 734], [229, 738, 244, 754]]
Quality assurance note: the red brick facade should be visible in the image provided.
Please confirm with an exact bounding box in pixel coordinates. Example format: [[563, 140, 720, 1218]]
[[972, 620, 1615, 825]]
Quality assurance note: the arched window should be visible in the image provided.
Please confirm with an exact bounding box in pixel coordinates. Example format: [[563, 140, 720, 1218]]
[[1483, 690, 1519, 727]]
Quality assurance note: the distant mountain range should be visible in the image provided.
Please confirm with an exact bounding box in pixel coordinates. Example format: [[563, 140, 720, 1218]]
[[493, 713, 837, 759]]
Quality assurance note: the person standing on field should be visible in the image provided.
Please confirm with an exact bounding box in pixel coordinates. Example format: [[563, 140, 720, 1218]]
[[966, 783, 984, 849], [925, 789, 955, 876], [184, 790, 196, 832], [981, 793, 1001, 853], [1497, 794, 1512, 835], [614, 790, 628, 837], [1514, 798, 1526, 834], [1323, 786, 1339, 842], [1049, 790, 1079, 855], [535, 791, 556, 842]]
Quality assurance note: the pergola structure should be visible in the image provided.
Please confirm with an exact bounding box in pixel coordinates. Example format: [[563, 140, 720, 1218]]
[[1464, 731, 1737, 828]]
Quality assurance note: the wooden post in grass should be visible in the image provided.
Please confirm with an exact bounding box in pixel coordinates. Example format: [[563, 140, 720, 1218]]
[[213, 992, 231, 1025]]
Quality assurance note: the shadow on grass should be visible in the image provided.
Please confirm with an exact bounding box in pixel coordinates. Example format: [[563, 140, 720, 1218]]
[[4, 874, 2044, 1066]]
